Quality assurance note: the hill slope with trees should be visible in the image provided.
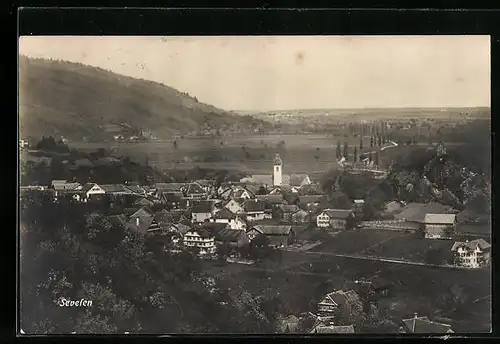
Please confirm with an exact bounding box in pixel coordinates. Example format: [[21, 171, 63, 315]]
[[19, 56, 272, 140]]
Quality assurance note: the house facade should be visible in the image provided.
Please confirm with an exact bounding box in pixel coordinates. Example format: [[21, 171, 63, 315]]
[[423, 213, 456, 239], [451, 239, 491, 268], [183, 229, 216, 255], [317, 289, 361, 323], [247, 225, 295, 248], [316, 209, 355, 230]]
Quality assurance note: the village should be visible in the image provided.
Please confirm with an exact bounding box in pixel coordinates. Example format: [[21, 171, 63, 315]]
[[20, 145, 491, 334]]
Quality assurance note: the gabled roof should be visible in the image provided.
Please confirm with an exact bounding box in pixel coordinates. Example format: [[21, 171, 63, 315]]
[[192, 200, 213, 214], [51, 180, 82, 191], [395, 202, 454, 222], [451, 238, 491, 252], [344, 280, 374, 295], [276, 315, 300, 333], [130, 207, 154, 218], [100, 184, 134, 194], [168, 223, 191, 235], [319, 209, 354, 219], [244, 200, 266, 212], [250, 225, 292, 236], [186, 227, 213, 239], [324, 289, 360, 307], [184, 182, 206, 195], [298, 183, 322, 195], [199, 222, 228, 235], [214, 228, 249, 242], [256, 194, 284, 204], [155, 182, 186, 192], [212, 208, 237, 220], [127, 216, 158, 233], [125, 185, 147, 194], [423, 213, 456, 225], [310, 325, 355, 334], [133, 197, 155, 207], [80, 183, 99, 193], [402, 316, 454, 333], [154, 209, 183, 225], [159, 191, 184, 202]]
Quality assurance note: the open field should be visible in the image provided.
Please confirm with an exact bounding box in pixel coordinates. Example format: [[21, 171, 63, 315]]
[[363, 234, 455, 263], [311, 228, 463, 264], [67, 134, 431, 174], [313, 229, 406, 255]]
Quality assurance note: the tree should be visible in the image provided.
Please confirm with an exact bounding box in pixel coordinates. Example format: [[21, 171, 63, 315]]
[[374, 152, 379, 167], [368, 152, 373, 163], [257, 186, 267, 195], [353, 146, 358, 163], [370, 137, 374, 148], [343, 142, 348, 159], [378, 136, 382, 146], [336, 142, 342, 159], [359, 138, 363, 150], [173, 140, 178, 150]]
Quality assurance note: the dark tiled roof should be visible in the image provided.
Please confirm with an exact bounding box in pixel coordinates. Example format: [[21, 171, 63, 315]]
[[199, 222, 228, 236], [402, 316, 454, 333], [298, 195, 324, 205], [244, 200, 266, 212], [155, 183, 186, 192], [101, 184, 134, 194], [192, 200, 213, 214], [395, 202, 454, 222], [131, 207, 154, 218], [188, 227, 213, 239], [213, 208, 237, 220], [256, 194, 284, 204], [251, 225, 292, 235], [320, 209, 354, 219], [127, 216, 158, 233], [214, 228, 248, 242], [451, 238, 491, 252]]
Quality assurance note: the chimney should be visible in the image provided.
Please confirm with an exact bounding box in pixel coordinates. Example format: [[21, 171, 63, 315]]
[[412, 312, 418, 332], [136, 217, 140, 226]]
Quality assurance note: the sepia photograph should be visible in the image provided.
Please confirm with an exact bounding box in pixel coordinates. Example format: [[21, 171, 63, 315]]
[[18, 35, 491, 335]]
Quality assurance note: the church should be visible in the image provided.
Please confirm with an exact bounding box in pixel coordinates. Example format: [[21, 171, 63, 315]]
[[240, 153, 312, 187]]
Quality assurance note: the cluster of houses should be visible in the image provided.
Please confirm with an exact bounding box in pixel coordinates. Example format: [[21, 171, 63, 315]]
[[278, 275, 455, 334], [21, 152, 491, 268]]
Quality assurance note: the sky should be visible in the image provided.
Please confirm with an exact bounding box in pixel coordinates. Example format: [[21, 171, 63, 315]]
[[19, 35, 490, 111]]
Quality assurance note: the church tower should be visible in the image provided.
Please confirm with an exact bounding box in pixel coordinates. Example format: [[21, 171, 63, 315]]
[[273, 153, 283, 186]]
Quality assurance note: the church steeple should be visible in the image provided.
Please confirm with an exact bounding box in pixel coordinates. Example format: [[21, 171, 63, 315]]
[[273, 153, 283, 186]]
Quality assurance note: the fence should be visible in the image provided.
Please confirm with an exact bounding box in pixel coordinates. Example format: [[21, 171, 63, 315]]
[[359, 220, 420, 231]]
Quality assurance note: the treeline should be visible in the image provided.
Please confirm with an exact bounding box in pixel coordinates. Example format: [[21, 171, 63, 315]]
[[20, 194, 276, 334], [21, 146, 247, 187], [36, 136, 70, 153]]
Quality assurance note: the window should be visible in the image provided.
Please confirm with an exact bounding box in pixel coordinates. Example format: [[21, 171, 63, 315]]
[[276, 167, 280, 172]]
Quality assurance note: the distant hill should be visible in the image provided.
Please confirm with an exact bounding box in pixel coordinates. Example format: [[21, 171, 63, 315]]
[[19, 57, 271, 140]]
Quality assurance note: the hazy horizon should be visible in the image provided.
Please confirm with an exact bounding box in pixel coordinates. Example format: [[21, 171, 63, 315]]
[[19, 36, 490, 111]]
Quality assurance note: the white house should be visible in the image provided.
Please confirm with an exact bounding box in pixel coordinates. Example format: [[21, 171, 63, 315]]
[[423, 213, 456, 239], [451, 239, 491, 268], [316, 209, 355, 230], [183, 228, 216, 255], [191, 201, 213, 223], [243, 200, 271, 222], [210, 208, 247, 231]]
